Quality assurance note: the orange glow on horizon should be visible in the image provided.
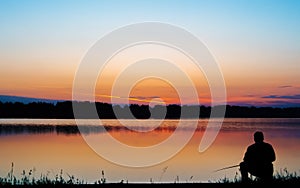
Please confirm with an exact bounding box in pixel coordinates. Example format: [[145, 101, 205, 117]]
[[1, 46, 299, 106]]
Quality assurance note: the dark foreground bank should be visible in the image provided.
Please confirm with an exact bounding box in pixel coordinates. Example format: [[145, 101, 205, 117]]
[[0, 182, 299, 188], [1, 165, 299, 187]]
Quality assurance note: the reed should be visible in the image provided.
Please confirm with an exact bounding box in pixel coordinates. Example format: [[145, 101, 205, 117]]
[[0, 163, 299, 185]]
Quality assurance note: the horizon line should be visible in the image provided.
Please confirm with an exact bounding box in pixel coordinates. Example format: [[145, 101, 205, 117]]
[[1, 94, 300, 109]]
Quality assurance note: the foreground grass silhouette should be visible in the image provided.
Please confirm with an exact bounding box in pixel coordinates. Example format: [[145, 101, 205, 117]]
[[0, 163, 299, 187]]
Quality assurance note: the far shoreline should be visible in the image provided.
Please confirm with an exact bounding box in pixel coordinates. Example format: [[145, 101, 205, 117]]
[[1, 101, 300, 119]]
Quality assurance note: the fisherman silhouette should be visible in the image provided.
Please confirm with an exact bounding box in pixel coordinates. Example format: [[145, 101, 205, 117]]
[[239, 131, 276, 182]]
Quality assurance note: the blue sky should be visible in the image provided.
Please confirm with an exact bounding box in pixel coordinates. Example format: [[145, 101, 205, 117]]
[[0, 0, 300, 107]]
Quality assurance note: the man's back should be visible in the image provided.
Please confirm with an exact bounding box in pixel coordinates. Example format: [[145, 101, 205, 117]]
[[244, 141, 276, 165], [240, 131, 276, 182]]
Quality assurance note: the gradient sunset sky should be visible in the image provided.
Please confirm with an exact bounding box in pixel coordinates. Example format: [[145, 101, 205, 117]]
[[0, 0, 299, 107]]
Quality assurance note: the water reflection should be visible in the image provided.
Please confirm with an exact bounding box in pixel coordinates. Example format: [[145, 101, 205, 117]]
[[0, 125, 183, 136], [0, 118, 299, 136], [0, 118, 299, 183]]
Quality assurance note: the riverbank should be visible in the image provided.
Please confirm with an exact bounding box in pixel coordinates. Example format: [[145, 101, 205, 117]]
[[1, 182, 299, 188], [2, 173, 300, 188]]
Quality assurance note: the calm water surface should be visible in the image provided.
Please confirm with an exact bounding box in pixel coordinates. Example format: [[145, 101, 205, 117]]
[[0, 118, 299, 183]]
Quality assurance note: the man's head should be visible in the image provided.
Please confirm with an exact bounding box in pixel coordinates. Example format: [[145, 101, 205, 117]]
[[254, 131, 264, 143]]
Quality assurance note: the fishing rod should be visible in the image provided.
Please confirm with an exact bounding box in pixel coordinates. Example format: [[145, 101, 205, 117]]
[[213, 164, 240, 172]]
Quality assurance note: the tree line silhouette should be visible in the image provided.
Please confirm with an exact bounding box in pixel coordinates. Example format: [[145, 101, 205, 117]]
[[0, 101, 299, 119]]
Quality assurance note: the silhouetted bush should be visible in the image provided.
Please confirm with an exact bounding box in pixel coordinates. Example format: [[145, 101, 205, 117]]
[[0, 101, 299, 119]]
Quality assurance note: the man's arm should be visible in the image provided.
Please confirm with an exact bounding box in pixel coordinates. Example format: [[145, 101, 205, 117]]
[[268, 144, 276, 162], [243, 147, 250, 162]]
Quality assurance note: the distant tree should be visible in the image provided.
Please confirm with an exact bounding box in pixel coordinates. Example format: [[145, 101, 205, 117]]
[[0, 101, 299, 119]]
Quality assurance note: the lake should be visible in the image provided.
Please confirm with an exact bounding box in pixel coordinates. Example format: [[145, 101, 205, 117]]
[[0, 118, 300, 183]]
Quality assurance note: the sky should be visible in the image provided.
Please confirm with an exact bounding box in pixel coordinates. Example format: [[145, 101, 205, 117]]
[[0, 0, 300, 107]]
